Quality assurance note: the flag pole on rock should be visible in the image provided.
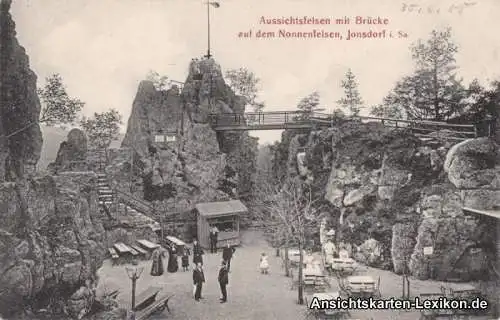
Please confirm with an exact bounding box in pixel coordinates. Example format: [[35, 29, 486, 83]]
[[205, 1, 220, 58]]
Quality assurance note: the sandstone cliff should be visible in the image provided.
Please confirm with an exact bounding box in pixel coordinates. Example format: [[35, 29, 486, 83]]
[[0, 0, 43, 180], [119, 58, 256, 212], [49, 129, 88, 172], [0, 172, 106, 319], [275, 120, 498, 281]]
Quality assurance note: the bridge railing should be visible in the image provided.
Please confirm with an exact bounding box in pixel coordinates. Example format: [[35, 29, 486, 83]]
[[208, 110, 493, 139], [354, 116, 479, 138], [209, 111, 312, 127]]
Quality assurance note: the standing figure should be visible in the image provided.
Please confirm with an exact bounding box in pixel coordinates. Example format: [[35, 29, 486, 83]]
[[218, 261, 229, 303], [222, 244, 235, 272], [192, 262, 205, 301], [259, 252, 269, 274], [150, 247, 164, 276], [181, 247, 190, 271], [167, 245, 179, 273], [192, 239, 204, 266], [209, 225, 219, 253], [323, 239, 337, 268]]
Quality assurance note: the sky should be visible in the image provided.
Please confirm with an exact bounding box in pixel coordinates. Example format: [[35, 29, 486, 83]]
[[10, 0, 500, 144]]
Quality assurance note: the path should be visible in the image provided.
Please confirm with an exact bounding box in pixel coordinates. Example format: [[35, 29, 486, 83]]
[[97, 230, 308, 320], [96, 231, 493, 320]]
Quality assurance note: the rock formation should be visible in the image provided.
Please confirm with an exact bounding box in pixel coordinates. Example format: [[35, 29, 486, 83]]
[[275, 120, 498, 282], [0, 172, 106, 318], [0, 3, 107, 318], [119, 57, 257, 211], [0, 0, 43, 180], [50, 128, 88, 172]]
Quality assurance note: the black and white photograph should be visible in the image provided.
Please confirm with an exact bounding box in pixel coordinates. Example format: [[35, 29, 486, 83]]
[[0, 0, 499, 319]]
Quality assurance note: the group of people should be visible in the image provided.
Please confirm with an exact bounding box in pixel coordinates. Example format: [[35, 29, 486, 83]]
[[148, 228, 237, 304], [150, 244, 181, 276], [191, 237, 235, 303]]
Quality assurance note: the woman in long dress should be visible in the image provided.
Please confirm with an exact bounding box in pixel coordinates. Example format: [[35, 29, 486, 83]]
[[167, 245, 179, 273], [150, 247, 164, 276]]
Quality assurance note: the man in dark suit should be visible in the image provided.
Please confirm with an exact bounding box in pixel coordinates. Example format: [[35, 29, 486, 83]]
[[192, 239, 204, 266], [209, 225, 219, 253], [192, 262, 205, 301], [218, 260, 229, 303], [222, 244, 235, 272]]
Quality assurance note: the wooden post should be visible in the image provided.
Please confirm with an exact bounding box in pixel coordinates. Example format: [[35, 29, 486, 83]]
[[131, 275, 137, 310], [298, 236, 304, 305]]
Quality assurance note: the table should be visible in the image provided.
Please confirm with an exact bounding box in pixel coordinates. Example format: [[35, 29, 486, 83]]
[[330, 257, 356, 274], [346, 275, 377, 295], [137, 239, 160, 251], [114, 242, 132, 255]]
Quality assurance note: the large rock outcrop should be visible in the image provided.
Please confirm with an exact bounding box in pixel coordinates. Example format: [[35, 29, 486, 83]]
[[0, 0, 43, 180], [119, 58, 256, 213], [0, 172, 106, 318], [49, 128, 88, 172], [276, 120, 498, 281]]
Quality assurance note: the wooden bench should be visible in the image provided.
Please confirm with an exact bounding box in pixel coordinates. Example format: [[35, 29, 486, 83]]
[[129, 247, 139, 257], [134, 286, 162, 312], [135, 294, 174, 320], [131, 245, 149, 259], [108, 248, 119, 265], [137, 239, 160, 252]]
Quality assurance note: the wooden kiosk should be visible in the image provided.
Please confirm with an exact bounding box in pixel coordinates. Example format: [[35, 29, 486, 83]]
[[195, 200, 247, 249]]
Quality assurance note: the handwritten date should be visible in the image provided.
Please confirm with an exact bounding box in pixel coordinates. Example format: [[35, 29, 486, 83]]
[[401, 2, 477, 14]]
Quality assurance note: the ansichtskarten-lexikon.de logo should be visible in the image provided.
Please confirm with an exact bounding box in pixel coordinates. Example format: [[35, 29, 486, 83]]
[[309, 297, 489, 310]]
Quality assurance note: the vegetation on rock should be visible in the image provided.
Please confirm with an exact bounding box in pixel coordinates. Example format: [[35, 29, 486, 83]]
[[80, 109, 123, 150], [337, 68, 364, 117], [37, 74, 85, 127]]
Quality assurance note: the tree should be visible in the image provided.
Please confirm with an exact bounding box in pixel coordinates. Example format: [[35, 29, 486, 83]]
[[253, 178, 319, 305], [384, 28, 466, 121], [37, 73, 85, 126], [80, 109, 123, 150], [337, 69, 363, 116], [370, 104, 404, 119], [225, 68, 265, 112], [295, 91, 324, 120], [146, 70, 169, 91]]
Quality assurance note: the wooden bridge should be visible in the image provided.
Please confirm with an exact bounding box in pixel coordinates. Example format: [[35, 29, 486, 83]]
[[208, 111, 494, 140]]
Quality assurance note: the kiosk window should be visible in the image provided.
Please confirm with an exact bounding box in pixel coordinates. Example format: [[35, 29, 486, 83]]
[[209, 216, 238, 232]]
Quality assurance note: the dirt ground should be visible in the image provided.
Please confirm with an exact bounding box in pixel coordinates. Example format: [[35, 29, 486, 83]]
[[96, 230, 495, 320]]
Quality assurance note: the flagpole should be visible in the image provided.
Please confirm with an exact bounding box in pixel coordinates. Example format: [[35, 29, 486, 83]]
[[206, 1, 211, 58]]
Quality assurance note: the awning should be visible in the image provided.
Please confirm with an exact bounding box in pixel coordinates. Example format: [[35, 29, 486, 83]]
[[195, 200, 248, 217]]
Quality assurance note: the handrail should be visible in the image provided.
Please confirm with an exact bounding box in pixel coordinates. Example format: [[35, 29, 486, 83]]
[[112, 186, 155, 213]]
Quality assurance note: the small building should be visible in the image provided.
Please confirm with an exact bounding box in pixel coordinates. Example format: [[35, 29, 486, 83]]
[[195, 200, 248, 249]]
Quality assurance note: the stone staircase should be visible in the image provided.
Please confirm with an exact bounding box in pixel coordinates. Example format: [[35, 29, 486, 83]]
[[97, 173, 114, 207], [96, 171, 160, 231]]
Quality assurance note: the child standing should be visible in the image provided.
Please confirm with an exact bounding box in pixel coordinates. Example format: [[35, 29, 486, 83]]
[[259, 252, 269, 274], [182, 247, 190, 271]]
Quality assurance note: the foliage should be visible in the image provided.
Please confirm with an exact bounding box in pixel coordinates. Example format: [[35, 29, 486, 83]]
[[253, 177, 321, 304], [37, 73, 85, 126], [337, 69, 364, 116], [294, 91, 324, 120], [146, 70, 169, 91], [332, 108, 346, 118], [383, 28, 467, 121], [224, 67, 265, 112], [80, 109, 123, 149], [370, 104, 404, 119]]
